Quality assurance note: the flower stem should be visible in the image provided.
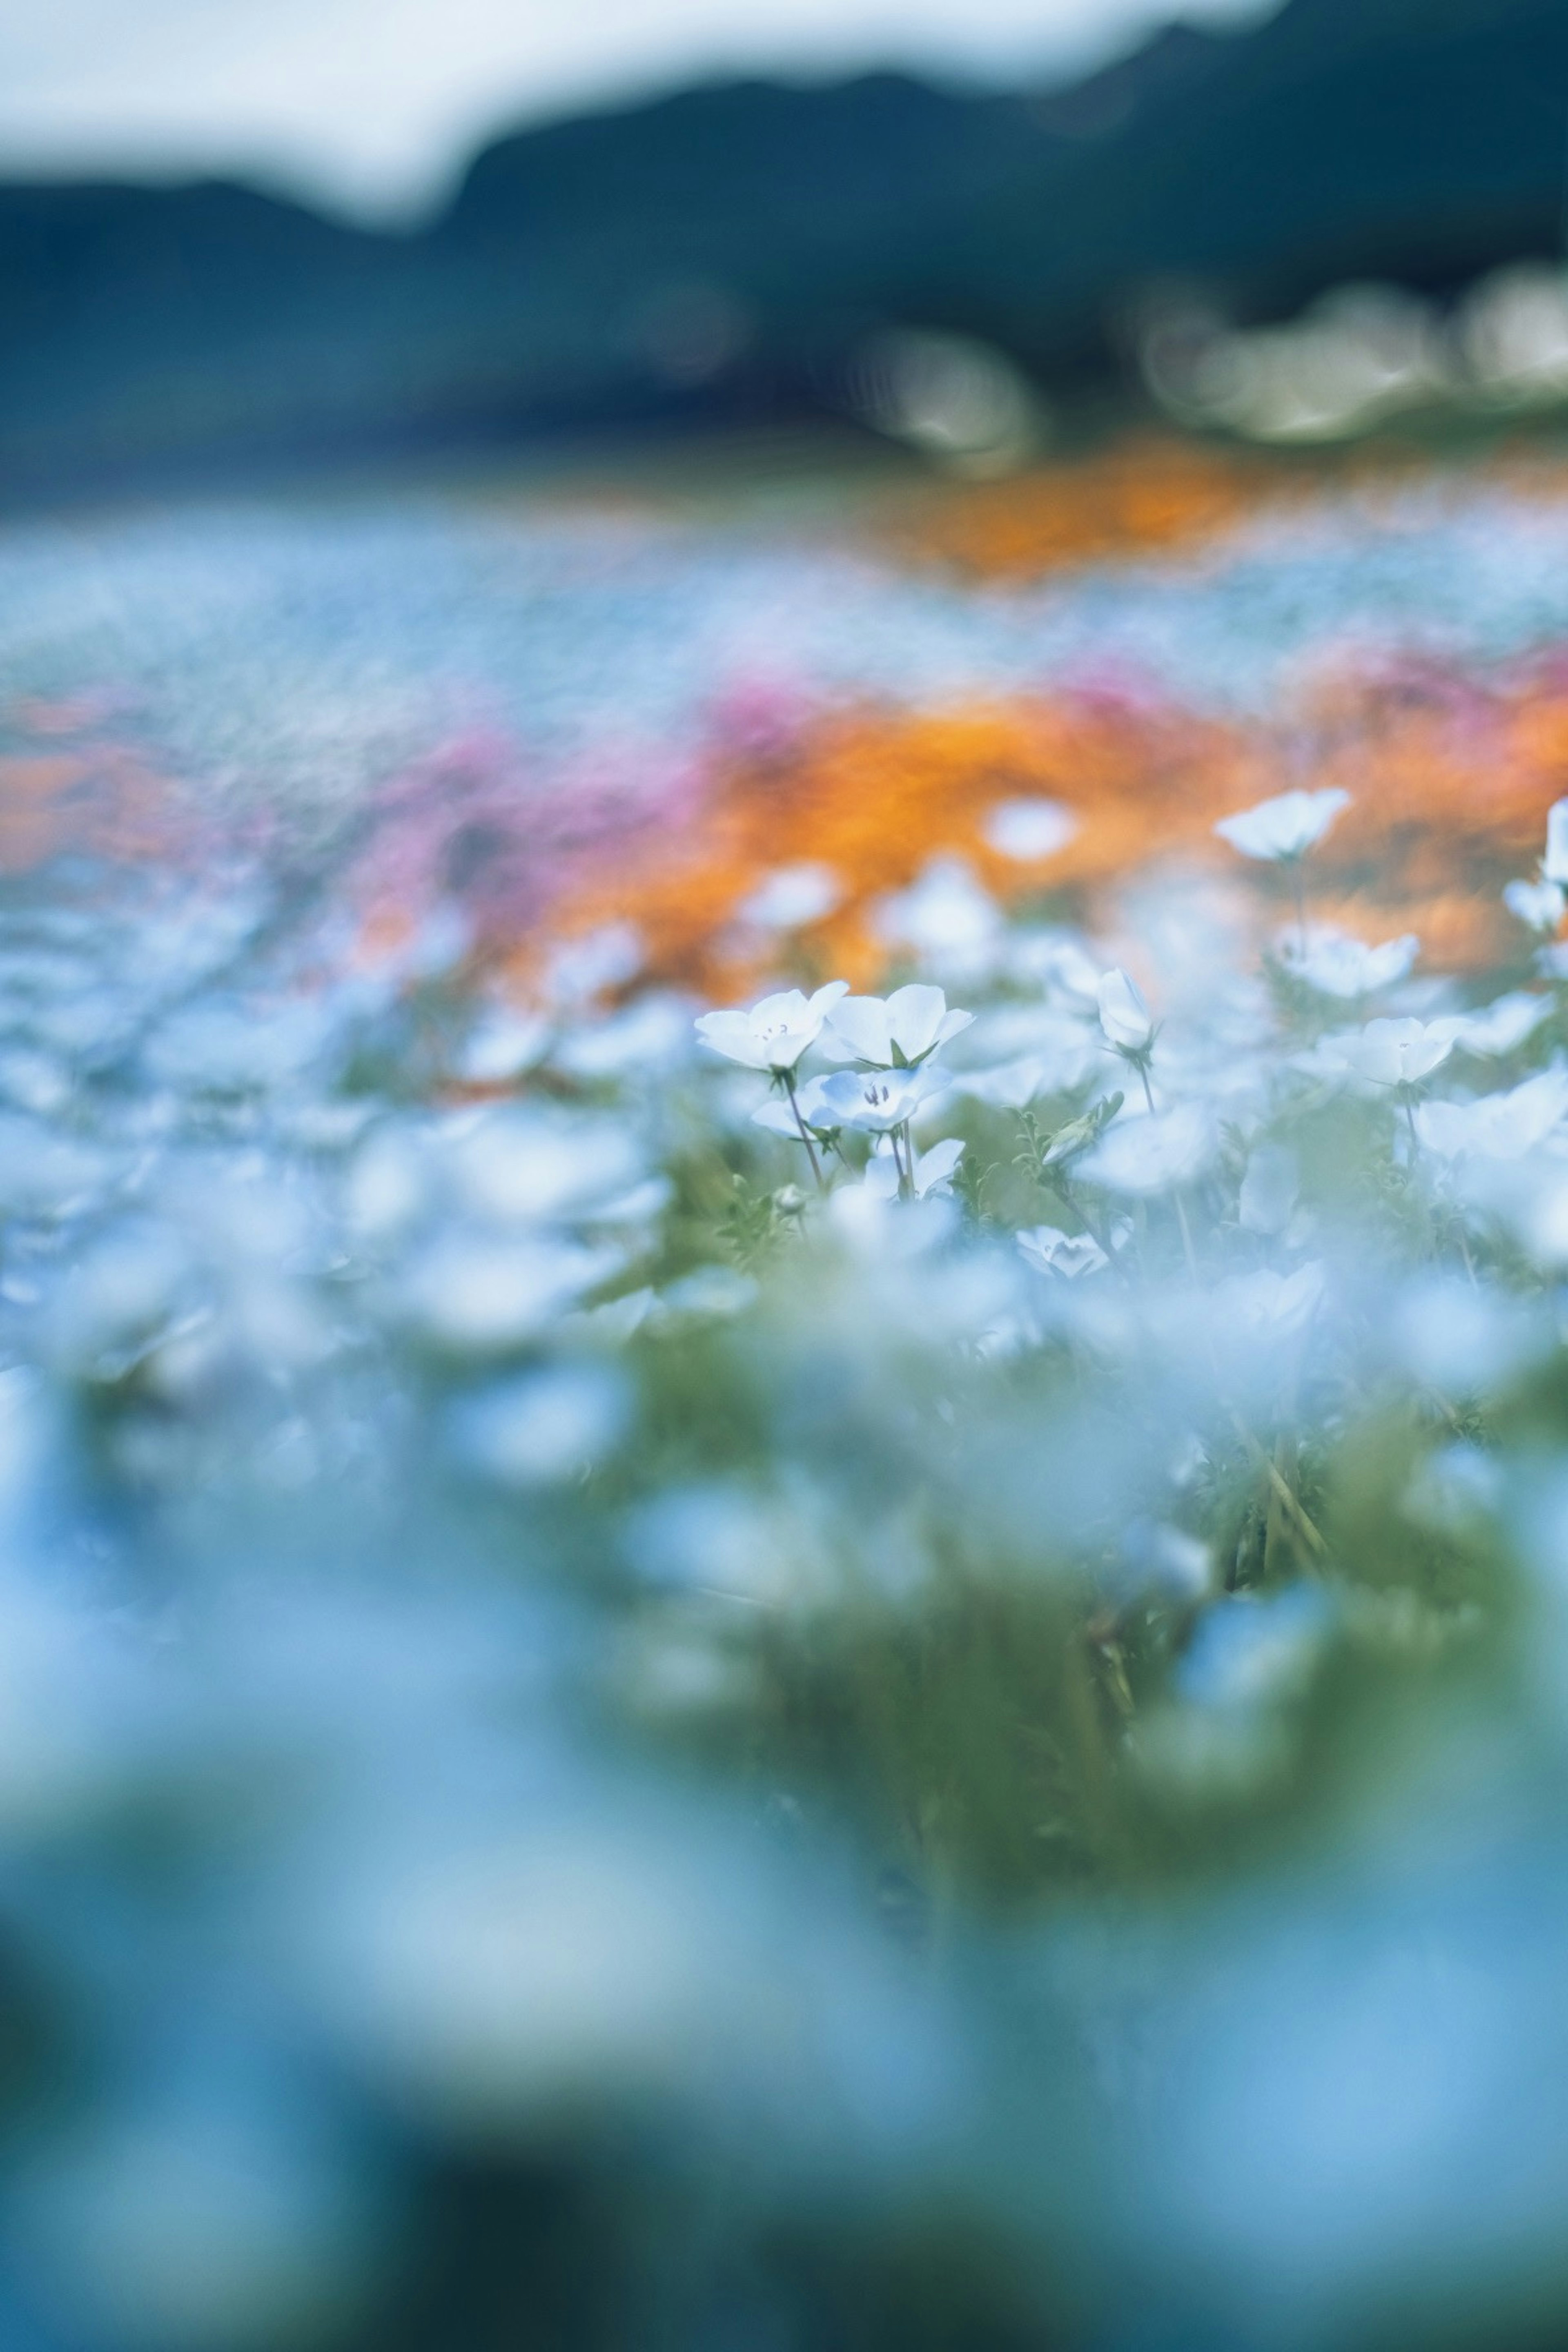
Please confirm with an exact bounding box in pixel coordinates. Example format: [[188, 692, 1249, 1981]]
[[1292, 857, 1307, 958], [1229, 1409, 1327, 1560], [1137, 1059, 1157, 1117], [782, 1071, 825, 1192]]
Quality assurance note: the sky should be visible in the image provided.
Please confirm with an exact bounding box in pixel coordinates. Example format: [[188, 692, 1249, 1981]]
[[0, 0, 1275, 223]]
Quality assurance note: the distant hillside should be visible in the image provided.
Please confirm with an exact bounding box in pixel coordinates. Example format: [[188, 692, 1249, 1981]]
[[1, 0, 1566, 494]]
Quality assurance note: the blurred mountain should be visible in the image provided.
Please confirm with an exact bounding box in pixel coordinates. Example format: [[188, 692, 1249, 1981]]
[[2, 0, 1566, 493]]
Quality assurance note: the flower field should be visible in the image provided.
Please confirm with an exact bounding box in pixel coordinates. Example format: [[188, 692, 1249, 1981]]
[[5, 437, 1568, 2345]]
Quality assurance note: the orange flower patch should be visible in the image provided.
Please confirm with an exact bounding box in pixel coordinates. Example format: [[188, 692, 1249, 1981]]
[[0, 745, 181, 873], [880, 436, 1330, 582], [882, 434, 1568, 586], [522, 658, 1568, 1000]]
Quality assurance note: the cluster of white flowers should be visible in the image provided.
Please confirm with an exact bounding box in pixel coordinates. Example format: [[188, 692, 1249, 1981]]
[[698, 980, 975, 1198], [686, 790, 1568, 1359]]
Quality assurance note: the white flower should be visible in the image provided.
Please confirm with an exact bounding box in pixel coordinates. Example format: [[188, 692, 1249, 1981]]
[[822, 984, 973, 1068], [658, 1267, 758, 1320], [809, 1065, 950, 1134], [1078, 1103, 1213, 1195], [545, 922, 643, 1007], [1274, 924, 1417, 1000], [449, 1364, 631, 1488], [1214, 787, 1350, 862], [1215, 1263, 1325, 1337], [953, 1056, 1064, 1111], [1414, 1067, 1568, 1161], [1096, 967, 1155, 1054], [1238, 1143, 1299, 1236], [1504, 877, 1566, 934], [1017, 1225, 1108, 1278], [1327, 1016, 1458, 1087], [736, 863, 841, 930], [447, 1107, 644, 1223], [1449, 991, 1552, 1058], [874, 856, 1000, 969], [949, 1007, 1099, 1105], [459, 1007, 551, 1082], [863, 1136, 965, 1201], [982, 799, 1078, 862], [554, 996, 694, 1080], [402, 1239, 623, 1354], [1545, 799, 1568, 886], [695, 982, 849, 1074], [1010, 934, 1104, 1005]]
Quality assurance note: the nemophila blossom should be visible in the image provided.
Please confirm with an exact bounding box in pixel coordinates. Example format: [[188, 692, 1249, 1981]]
[[1017, 1225, 1109, 1278], [1415, 1068, 1568, 1161], [1327, 1016, 1458, 1088], [823, 984, 973, 1069], [1545, 799, 1568, 886], [1011, 934, 1104, 1007], [1214, 787, 1350, 863], [1390, 1279, 1536, 1398], [1175, 1582, 1332, 1714], [863, 1136, 965, 1202], [546, 922, 643, 1008], [401, 1236, 624, 1355], [1215, 1263, 1325, 1339], [1113, 1519, 1213, 1606], [1078, 1102, 1212, 1195], [1449, 991, 1552, 1058], [448, 1362, 631, 1490], [1274, 924, 1417, 1000], [657, 1266, 759, 1321], [1504, 878, 1566, 935], [442, 1107, 645, 1225], [1238, 1143, 1299, 1237], [952, 1004, 1098, 1087], [874, 856, 1000, 973], [1096, 968, 1156, 1055], [981, 798, 1078, 862], [695, 982, 849, 1074], [1402, 1438, 1504, 1534], [809, 1065, 951, 1134], [736, 863, 841, 931], [552, 993, 697, 1083], [459, 1006, 551, 1083], [953, 1055, 1072, 1111]]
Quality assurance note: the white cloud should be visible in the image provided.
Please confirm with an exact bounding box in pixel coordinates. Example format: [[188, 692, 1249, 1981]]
[[0, 0, 1273, 221]]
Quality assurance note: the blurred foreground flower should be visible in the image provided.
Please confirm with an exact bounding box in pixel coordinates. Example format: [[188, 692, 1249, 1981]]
[[1275, 924, 1417, 1000], [1018, 1225, 1109, 1278], [1327, 1016, 1458, 1088], [1544, 797, 1568, 886], [1503, 877, 1565, 936], [1097, 967, 1156, 1054], [1214, 787, 1351, 863], [736, 862, 843, 930], [863, 1135, 965, 1201]]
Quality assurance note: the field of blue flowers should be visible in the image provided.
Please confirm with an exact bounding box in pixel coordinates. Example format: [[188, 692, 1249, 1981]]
[[3, 465, 1568, 2348]]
